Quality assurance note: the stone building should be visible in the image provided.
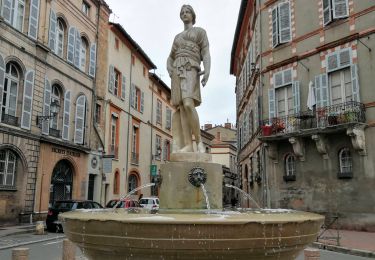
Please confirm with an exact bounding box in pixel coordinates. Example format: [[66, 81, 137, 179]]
[[0, 0, 110, 223], [231, 0, 375, 230]]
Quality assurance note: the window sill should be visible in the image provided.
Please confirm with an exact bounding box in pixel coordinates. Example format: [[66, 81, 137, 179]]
[[338, 172, 353, 179], [283, 175, 296, 182], [0, 185, 17, 191], [323, 18, 349, 31]]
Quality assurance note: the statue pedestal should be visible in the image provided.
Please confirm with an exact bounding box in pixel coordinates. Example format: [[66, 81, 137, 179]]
[[160, 161, 222, 209], [170, 152, 212, 162]]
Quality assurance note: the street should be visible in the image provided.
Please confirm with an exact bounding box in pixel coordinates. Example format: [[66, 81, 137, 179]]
[[0, 232, 373, 260]]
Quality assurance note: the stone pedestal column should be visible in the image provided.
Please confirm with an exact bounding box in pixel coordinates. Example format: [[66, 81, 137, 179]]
[[12, 248, 29, 260], [304, 248, 320, 260]]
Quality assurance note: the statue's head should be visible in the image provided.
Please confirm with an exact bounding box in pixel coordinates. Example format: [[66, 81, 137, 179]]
[[180, 4, 196, 25]]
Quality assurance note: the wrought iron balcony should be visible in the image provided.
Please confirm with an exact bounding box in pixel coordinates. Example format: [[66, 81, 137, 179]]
[[49, 128, 61, 138], [131, 152, 139, 165], [1, 113, 19, 127], [259, 101, 366, 139], [109, 145, 119, 159]]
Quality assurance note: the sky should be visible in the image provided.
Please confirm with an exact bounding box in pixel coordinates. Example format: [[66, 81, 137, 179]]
[[104, 0, 242, 127]]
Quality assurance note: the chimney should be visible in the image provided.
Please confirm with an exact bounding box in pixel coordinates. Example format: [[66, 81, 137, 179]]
[[224, 123, 232, 129], [204, 124, 212, 130]]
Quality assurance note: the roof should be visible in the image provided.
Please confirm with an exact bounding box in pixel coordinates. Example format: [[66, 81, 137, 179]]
[[92, 0, 111, 13], [110, 22, 157, 69], [149, 72, 171, 94], [230, 0, 248, 75]]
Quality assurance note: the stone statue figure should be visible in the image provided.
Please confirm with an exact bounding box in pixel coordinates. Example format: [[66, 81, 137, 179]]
[[167, 4, 211, 153]]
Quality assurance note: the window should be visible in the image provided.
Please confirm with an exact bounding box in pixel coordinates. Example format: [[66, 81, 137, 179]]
[[166, 107, 172, 130], [114, 69, 121, 96], [55, 19, 65, 58], [80, 38, 88, 72], [323, 0, 349, 26], [155, 135, 161, 160], [131, 85, 144, 113], [115, 38, 119, 50], [113, 171, 119, 194], [82, 1, 90, 16], [0, 150, 17, 187], [74, 95, 86, 144], [128, 174, 138, 193], [276, 85, 293, 117], [271, 1, 291, 48], [156, 99, 162, 124], [50, 84, 61, 130], [110, 115, 118, 158], [338, 148, 352, 178], [329, 67, 352, 105], [131, 124, 139, 164], [95, 103, 101, 124], [4, 0, 25, 31], [163, 140, 170, 161], [2, 63, 20, 124]]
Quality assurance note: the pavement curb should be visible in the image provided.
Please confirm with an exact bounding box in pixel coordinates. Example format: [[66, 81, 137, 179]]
[[0, 235, 65, 250], [313, 242, 375, 259]]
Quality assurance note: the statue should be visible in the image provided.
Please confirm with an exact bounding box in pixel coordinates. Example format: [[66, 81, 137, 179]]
[[167, 4, 211, 153]]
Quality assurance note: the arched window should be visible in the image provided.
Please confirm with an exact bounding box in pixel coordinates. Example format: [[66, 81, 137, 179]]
[[2, 63, 20, 123], [50, 84, 61, 130], [284, 154, 296, 181], [80, 38, 88, 72], [0, 149, 17, 187], [339, 148, 352, 177], [113, 171, 120, 195], [128, 174, 138, 193], [56, 19, 65, 58]]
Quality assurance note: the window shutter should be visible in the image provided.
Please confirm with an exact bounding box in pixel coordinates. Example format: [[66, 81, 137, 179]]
[[283, 69, 292, 85], [0, 53, 4, 122], [351, 64, 360, 102], [89, 43, 96, 77], [121, 74, 126, 100], [292, 81, 300, 114], [67, 27, 75, 63], [254, 89, 259, 129], [323, 0, 332, 26], [1, 0, 12, 23], [274, 72, 283, 87], [278, 2, 291, 43], [333, 0, 348, 19], [21, 70, 35, 130], [130, 84, 135, 108], [108, 65, 114, 93], [268, 88, 276, 119], [74, 95, 86, 144], [28, 0, 40, 40], [42, 77, 52, 135], [166, 108, 171, 129], [62, 91, 71, 140], [327, 52, 339, 72], [48, 9, 57, 51], [74, 29, 81, 68], [271, 7, 279, 47], [140, 91, 144, 113], [315, 74, 329, 108], [339, 48, 351, 68]]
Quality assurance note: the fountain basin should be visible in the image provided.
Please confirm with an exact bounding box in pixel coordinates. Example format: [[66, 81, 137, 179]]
[[60, 209, 324, 260]]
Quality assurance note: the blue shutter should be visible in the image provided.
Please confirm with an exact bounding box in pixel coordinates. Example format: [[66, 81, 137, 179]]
[[292, 81, 300, 114], [62, 91, 71, 140], [1, 0, 12, 24], [278, 1, 291, 43], [351, 64, 360, 102], [323, 0, 332, 26], [268, 88, 276, 119], [108, 65, 114, 94], [21, 70, 35, 130], [0, 53, 4, 122], [67, 27, 75, 63], [48, 9, 57, 51], [42, 77, 52, 135], [315, 74, 329, 108], [74, 29, 81, 68], [140, 91, 144, 113], [74, 95, 86, 144], [130, 84, 135, 108], [333, 0, 349, 19], [327, 52, 339, 72], [28, 0, 40, 40], [271, 6, 279, 47], [121, 74, 126, 100], [89, 43, 96, 77]]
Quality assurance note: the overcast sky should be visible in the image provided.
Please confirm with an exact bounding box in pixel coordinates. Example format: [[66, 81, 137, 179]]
[[105, 0, 241, 126]]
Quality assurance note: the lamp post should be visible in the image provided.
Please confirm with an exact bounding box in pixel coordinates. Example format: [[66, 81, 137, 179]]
[[36, 100, 61, 127]]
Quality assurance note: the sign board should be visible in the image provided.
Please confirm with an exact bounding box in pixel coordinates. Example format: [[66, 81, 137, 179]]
[[102, 157, 113, 173], [150, 165, 157, 176]]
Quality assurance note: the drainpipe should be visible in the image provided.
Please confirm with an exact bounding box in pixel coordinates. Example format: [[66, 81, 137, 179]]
[[150, 71, 155, 190], [124, 51, 133, 193]]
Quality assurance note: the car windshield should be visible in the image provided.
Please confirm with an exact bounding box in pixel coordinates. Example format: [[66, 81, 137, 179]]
[[53, 201, 75, 210]]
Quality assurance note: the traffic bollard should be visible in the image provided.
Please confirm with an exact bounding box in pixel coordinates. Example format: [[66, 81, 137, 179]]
[[304, 248, 320, 260], [12, 248, 29, 260], [62, 239, 75, 260]]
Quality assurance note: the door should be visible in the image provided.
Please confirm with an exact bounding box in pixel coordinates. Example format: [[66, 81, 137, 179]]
[[50, 160, 73, 205]]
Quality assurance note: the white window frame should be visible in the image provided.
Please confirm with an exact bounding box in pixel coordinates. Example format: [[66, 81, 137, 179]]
[[10, 0, 25, 31], [80, 38, 87, 72], [114, 69, 120, 96], [82, 1, 90, 16], [50, 84, 60, 130], [271, 1, 291, 48], [328, 67, 352, 105], [2, 63, 19, 117], [156, 99, 162, 124], [56, 19, 65, 58], [339, 148, 352, 174], [285, 154, 296, 177], [155, 135, 161, 160], [323, 0, 349, 26], [0, 149, 17, 187]]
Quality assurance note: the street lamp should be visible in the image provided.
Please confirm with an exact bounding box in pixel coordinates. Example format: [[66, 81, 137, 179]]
[[37, 100, 60, 127]]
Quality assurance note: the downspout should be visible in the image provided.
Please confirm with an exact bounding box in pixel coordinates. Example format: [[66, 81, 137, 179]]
[[150, 71, 155, 188], [124, 51, 133, 192]]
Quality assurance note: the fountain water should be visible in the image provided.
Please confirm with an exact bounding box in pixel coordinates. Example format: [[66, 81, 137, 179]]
[[113, 183, 156, 208], [225, 183, 261, 209]]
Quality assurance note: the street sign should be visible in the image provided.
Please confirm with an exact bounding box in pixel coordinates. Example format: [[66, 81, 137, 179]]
[[150, 165, 157, 176]]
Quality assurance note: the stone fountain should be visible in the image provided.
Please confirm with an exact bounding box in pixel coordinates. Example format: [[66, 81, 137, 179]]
[[60, 5, 324, 259]]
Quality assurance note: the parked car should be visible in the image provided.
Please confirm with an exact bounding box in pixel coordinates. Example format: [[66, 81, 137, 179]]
[[46, 200, 103, 232], [139, 197, 160, 213], [105, 199, 142, 209]]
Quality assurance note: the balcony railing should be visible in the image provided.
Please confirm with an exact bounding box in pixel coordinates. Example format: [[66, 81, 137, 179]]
[[131, 152, 139, 165], [49, 128, 61, 138], [109, 145, 119, 159], [260, 101, 366, 137], [1, 113, 19, 127]]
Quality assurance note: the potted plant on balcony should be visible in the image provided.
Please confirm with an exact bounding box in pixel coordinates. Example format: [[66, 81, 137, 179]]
[[261, 124, 272, 136], [328, 111, 338, 125], [344, 108, 357, 123]]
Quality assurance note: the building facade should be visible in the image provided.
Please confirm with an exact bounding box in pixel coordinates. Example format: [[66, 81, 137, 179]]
[[0, 0, 110, 223], [231, 0, 375, 230]]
